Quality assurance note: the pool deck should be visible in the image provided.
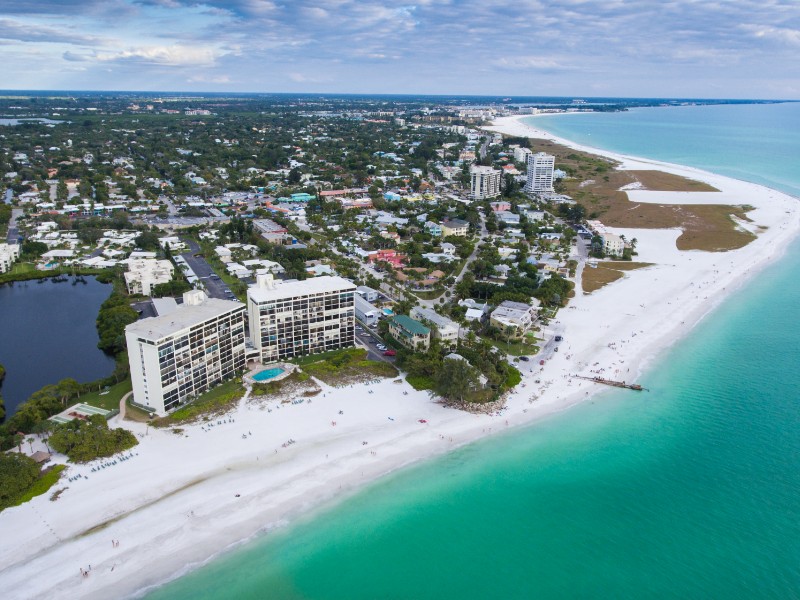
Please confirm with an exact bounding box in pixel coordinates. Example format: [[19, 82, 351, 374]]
[[48, 403, 113, 424], [243, 362, 297, 385]]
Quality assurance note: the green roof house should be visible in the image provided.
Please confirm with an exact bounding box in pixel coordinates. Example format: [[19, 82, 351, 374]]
[[388, 314, 431, 351]]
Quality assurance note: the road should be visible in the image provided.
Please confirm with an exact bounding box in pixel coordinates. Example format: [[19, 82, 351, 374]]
[[413, 212, 488, 310], [179, 237, 237, 300], [6, 208, 23, 244]]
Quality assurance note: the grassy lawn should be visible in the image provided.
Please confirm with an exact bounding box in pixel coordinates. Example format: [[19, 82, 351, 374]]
[[82, 378, 132, 411], [9, 262, 37, 275], [124, 399, 153, 422], [153, 379, 245, 426], [9, 465, 66, 508], [582, 261, 652, 294], [484, 336, 539, 357], [303, 348, 398, 386], [289, 348, 357, 367]]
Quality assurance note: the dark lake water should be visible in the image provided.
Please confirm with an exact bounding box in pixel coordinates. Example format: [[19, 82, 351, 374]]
[[0, 276, 116, 417]]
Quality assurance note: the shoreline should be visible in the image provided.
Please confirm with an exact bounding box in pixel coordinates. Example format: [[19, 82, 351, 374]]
[[2, 118, 800, 600]]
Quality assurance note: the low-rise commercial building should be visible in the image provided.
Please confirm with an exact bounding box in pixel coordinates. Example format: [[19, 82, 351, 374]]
[[247, 274, 356, 362], [125, 290, 247, 414]]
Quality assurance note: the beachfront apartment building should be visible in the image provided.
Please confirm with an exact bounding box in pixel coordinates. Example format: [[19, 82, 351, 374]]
[[489, 300, 541, 338], [247, 274, 356, 363], [410, 306, 459, 349], [124, 258, 175, 296], [470, 165, 502, 200], [388, 315, 431, 351], [525, 152, 555, 194], [125, 290, 247, 414], [0, 243, 20, 273], [586, 220, 626, 257]]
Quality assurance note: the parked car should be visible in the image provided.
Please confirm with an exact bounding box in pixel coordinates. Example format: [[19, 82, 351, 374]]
[[377, 344, 387, 351], [519, 356, 530, 362], [383, 350, 396, 357], [555, 335, 563, 342]]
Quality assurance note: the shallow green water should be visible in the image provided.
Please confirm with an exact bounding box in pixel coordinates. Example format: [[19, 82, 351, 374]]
[[147, 103, 800, 599]]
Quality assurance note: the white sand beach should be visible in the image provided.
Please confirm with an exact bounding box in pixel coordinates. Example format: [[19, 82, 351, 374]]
[[2, 114, 799, 599]]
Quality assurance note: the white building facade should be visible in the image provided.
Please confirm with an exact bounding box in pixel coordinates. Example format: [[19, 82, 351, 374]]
[[470, 165, 502, 200], [125, 291, 247, 414], [525, 152, 555, 194], [410, 306, 460, 348], [124, 258, 175, 296], [247, 274, 356, 362], [0, 243, 20, 273]]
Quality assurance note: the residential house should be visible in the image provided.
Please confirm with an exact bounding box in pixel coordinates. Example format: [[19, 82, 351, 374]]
[[356, 285, 380, 302], [368, 249, 407, 269], [441, 219, 469, 237], [355, 295, 381, 326], [424, 221, 442, 237]]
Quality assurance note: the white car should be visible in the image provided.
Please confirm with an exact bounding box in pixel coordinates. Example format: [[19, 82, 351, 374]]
[[377, 344, 387, 350]]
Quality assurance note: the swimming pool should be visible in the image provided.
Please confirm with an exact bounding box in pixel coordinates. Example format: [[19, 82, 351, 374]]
[[252, 367, 284, 382], [382, 308, 394, 316]]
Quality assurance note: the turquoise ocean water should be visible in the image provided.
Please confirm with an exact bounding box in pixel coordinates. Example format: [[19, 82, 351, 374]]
[[147, 103, 800, 599]]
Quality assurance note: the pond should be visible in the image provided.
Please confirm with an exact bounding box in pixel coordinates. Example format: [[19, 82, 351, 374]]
[[0, 276, 116, 417]]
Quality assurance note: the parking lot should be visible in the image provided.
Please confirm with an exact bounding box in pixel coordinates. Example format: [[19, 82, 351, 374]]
[[355, 325, 396, 364], [179, 238, 238, 301]]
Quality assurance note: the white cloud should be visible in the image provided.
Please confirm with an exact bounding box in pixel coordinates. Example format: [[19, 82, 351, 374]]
[[69, 45, 225, 67]]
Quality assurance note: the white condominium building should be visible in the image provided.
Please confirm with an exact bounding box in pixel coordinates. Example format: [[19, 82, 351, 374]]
[[124, 258, 175, 296], [125, 290, 247, 414], [0, 243, 20, 273], [525, 152, 555, 193], [470, 165, 502, 200], [410, 306, 460, 348], [247, 274, 355, 362], [513, 147, 533, 163]]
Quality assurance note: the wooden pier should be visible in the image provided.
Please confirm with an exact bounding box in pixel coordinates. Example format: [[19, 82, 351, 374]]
[[573, 375, 648, 391]]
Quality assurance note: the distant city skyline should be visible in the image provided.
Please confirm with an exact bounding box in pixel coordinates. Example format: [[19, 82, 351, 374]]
[[1, 0, 798, 99]]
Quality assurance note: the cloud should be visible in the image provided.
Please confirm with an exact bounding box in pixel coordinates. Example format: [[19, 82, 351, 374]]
[[0, 18, 104, 45], [64, 45, 225, 67], [741, 24, 800, 47], [3, 0, 800, 97], [491, 56, 574, 72]]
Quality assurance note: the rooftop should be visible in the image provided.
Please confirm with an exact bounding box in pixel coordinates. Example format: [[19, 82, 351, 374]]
[[390, 314, 430, 336], [248, 275, 355, 304], [126, 297, 245, 341]]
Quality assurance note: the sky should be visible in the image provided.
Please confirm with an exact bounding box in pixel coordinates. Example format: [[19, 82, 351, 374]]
[[0, 0, 798, 99]]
